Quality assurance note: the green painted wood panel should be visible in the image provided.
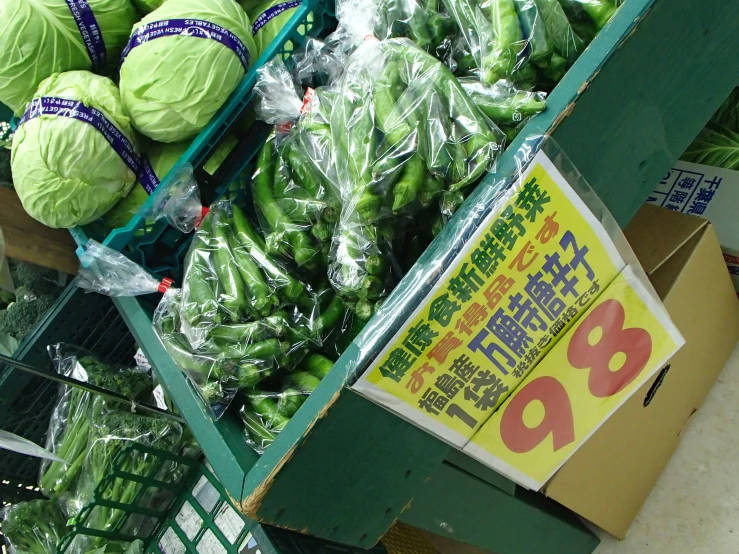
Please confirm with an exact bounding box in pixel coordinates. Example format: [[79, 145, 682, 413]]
[[399, 463, 600, 554]]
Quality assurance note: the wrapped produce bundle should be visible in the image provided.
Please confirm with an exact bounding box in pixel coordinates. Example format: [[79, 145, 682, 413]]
[[77, 184, 345, 417], [1, 500, 68, 554], [39, 345, 152, 503], [441, 0, 618, 87], [241, 355, 332, 453], [325, 34, 505, 315], [252, 58, 343, 271]]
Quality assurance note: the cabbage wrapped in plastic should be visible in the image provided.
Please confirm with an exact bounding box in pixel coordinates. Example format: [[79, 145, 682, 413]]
[[0, 0, 138, 115], [11, 71, 139, 229], [120, 0, 258, 142]]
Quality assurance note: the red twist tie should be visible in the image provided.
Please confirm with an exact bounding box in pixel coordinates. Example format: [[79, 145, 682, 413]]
[[300, 88, 316, 114], [276, 122, 293, 134], [364, 34, 378, 42], [158, 278, 174, 294], [195, 206, 210, 229]]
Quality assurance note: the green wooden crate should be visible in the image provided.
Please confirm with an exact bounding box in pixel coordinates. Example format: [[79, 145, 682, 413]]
[[115, 0, 739, 552]]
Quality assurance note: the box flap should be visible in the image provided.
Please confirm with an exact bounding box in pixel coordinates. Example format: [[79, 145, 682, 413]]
[[624, 204, 708, 275]]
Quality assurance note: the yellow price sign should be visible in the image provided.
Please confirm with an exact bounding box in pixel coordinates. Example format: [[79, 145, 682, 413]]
[[464, 267, 684, 490], [354, 150, 628, 447]]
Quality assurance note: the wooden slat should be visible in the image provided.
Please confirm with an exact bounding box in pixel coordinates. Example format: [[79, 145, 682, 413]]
[[0, 189, 78, 275]]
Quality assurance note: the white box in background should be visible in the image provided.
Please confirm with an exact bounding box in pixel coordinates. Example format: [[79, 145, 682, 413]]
[[647, 161, 739, 293]]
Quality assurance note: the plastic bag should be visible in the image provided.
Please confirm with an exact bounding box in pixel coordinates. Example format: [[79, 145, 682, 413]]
[[440, 0, 617, 87], [153, 201, 336, 417], [253, 58, 342, 271], [77, 205, 335, 418], [1, 500, 68, 554], [324, 32, 505, 312], [336, 0, 457, 56], [39, 345, 153, 502], [69, 408, 184, 550], [460, 78, 547, 140], [241, 354, 333, 453], [137, 165, 208, 234]]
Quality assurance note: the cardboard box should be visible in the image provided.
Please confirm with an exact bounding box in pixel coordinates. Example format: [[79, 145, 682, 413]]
[[543, 204, 739, 538], [647, 161, 739, 293]]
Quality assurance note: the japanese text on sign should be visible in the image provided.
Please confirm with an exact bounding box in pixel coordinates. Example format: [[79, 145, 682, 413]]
[[354, 150, 627, 447], [465, 267, 684, 490]]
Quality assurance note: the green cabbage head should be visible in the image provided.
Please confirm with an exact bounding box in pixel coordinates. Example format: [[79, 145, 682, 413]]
[[12, 71, 139, 229], [249, 0, 302, 58], [120, 0, 257, 143], [103, 134, 239, 230], [0, 0, 138, 115], [132, 0, 167, 15]]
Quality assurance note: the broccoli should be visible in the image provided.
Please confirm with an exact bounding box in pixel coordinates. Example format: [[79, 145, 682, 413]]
[[39, 357, 152, 499], [9, 261, 63, 296], [1, 500, 68, 554], [0, 147, 12, 186]]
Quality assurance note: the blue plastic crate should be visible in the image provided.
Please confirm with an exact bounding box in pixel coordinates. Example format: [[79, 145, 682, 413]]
[[69, 0, 334, 277]]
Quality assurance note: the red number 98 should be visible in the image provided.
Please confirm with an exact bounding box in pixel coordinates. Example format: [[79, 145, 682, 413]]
[[567, 299, 652, 398]]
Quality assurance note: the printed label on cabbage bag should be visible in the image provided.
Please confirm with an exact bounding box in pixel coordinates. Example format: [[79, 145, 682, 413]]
[[252, 1, 301, 35], [122, 19, 250, 71], [20, 97, 139, 174], [65, 0, 106, 71], [139, 155, 161, 195]]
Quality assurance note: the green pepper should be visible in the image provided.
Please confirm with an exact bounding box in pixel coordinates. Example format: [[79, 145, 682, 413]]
[[513, 0, 554, 66], [534, 0, 585, 66], [250, 396, 291, 428], [483, 0, 526, 85], [419, 173, 445, 206], [209, 320, 275, 344], [181, 213, 221, 329], [302, 353, 335, 380], [277, 389, 307, 418], [230, 205, 308, 304], [242, 406, 283, 452], [314, 294, 346, 337], [393, 154, 425, 213], [254, 140, 319, 267], [212, 209, 248, 322]]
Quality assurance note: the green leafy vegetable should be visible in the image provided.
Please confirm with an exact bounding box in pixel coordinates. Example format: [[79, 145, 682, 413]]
[[682, 123, 739, 171], [120, 0, 258, 142], [1, 500, 68, 554], [11, 71, 139, 229], [0, 0, 138, 115]]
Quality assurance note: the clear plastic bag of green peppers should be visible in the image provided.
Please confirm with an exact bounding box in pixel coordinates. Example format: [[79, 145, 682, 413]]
[[240, 353, 334, 454], [460, 78, 547, 140], [336, 0, 457, 56], [442, 0, 618, 87], [322, 27, 506, 315], [252, 58, 342, 272], [77, 200, 339, 418]]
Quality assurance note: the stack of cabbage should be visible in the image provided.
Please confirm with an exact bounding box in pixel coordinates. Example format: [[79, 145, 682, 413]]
[[0, 0, 260, 229]]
